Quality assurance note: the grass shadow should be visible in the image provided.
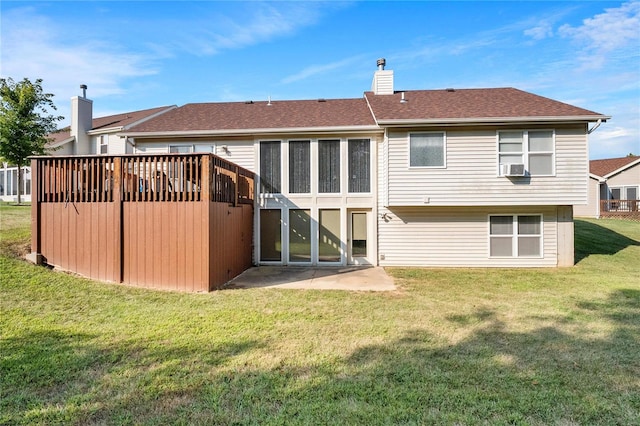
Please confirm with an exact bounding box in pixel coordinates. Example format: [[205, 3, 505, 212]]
[[574, 219, 639, 263], [1, 329, 262, 425]]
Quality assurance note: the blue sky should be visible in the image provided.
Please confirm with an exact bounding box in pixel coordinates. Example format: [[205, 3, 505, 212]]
[[1, 1, 638, 159]]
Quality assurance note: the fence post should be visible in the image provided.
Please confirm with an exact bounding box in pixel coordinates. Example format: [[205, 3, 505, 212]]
[[113, 157, 124, 283], [27, 158, 43, 265]]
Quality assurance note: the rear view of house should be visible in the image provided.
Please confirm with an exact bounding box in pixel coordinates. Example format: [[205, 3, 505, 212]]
[[29, 59, 610, 291]]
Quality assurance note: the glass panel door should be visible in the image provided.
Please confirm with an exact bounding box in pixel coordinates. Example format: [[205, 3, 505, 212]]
[[260, 209, 282, 262], [348, 210, 371, 265], [289, 209, 311, 263], [318, 209, 341, 263]]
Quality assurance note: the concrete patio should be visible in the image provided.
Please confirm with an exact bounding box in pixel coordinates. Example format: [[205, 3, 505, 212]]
[[225, 266, 396, 291]]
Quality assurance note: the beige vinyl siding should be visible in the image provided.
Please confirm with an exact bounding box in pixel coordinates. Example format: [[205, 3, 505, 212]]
[[606, 162, 640, 187], [134, 140, 255, 171], [379, 137, 389, 207], [215, 141, 255, 171], [108, 134, 128, 154], [377, 205, 559, 267], [574, 176, 600, 217], [386, 124, 588, 206]]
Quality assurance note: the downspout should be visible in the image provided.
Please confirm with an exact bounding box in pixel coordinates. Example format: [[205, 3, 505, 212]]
[[588, 119, 602, 134]]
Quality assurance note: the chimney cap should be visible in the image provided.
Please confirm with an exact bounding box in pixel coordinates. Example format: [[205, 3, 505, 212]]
[[80, 84, 87, 89], [376, 58, 386, 70]]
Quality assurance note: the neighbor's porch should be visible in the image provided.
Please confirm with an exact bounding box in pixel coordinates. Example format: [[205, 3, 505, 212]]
[[600, 200, 640, 220]]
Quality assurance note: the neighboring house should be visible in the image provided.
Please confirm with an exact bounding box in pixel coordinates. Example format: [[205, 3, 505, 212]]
[[574, 155, 640, 218], [1, 99, 176, 202], [105, 59, 608, 268], [0, 163, 31, 202]]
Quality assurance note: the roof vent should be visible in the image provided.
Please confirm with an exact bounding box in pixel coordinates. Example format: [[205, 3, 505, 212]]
[[400, 92, 407, 103], [245, 100, 254, 104], [267, 96, 272, 106], [377, 58, 386, 70], [318, 98, 326, 102], [80, 84, 87, 98], [446, 88, 455, 92]]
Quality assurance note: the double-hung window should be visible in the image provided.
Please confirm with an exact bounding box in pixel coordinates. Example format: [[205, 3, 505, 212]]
[[410, 132, 445, 168], [260, 141, 281, 194], [489, 215, 542, 257], [498, 130, 554, 176], [99, 135, 108, 154]]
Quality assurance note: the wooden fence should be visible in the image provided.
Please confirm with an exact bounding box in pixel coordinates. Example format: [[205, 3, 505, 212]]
[[30, 153, 255, 292]]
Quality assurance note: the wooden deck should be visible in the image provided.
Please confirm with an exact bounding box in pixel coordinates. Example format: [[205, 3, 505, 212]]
[[30, 154, 254, 292], [600, 200, 640, 221]]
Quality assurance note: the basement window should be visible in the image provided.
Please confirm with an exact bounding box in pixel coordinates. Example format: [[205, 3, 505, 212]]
[[489, 215, 542, 257]]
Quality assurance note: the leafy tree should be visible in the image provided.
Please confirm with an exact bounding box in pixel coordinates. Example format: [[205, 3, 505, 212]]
[[0, 78, 63, 204]]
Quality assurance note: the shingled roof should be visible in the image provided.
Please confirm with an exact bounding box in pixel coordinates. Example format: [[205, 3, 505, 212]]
[[127, 98, 377, 134], [47, 106, 174, 147], [590, 155, 640, 178], [126, 87, 606, 136], [90, 106, 175, 130], [365, 88, 606, 123]]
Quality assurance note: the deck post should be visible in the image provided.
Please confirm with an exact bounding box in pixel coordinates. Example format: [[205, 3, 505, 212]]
[[234, 165, 239, 206], [202, 154, 211, 202]]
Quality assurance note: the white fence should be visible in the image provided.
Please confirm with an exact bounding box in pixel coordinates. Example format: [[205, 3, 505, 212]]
[[0, 164, 32, 202]]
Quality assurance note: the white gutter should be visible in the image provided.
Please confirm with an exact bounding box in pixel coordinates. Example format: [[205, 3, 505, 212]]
[[121, 125, 383, 138], [376, 115, 611, 126], [87, 127, 123, 135]]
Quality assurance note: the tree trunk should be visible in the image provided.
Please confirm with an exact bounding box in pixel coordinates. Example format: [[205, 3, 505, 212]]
[[17, 166, 22, 204]]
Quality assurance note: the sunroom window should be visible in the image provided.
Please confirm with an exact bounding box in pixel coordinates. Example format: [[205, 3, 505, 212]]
[[318, 140, 340, 193], [289, 140, 310, 194], [260, 141, 281, 194], [348, 139, 370, 193]]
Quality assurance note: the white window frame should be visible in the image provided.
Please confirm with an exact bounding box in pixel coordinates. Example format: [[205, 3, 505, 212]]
[[259, 140, 282, 196], [488, 214, 543, 258], [497, 130, 555, 177], [169, 145, 193, 153], [287, 139, 312, 195], [609, 185, 639, 200], [99, 135, 108, 154], [408, 132, 447, 169]]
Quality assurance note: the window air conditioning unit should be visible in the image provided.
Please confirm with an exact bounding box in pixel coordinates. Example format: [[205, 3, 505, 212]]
[[501, 164, 526, 177]]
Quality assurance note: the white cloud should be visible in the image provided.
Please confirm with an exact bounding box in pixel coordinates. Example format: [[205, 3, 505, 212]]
[[281, 56, 366, 84], [167, 2, 340, 57], [1, 7, 157, 121], [559, 1, 640, 53], [524, 22, 553, 40]]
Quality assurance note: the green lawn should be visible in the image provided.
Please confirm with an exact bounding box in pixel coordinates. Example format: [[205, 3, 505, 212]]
[[1, 203, 639, 425]]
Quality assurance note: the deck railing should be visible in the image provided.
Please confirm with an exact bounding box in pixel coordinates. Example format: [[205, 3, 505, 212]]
[[33, 153, 255, 205], [600, 199, 640, 220]]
